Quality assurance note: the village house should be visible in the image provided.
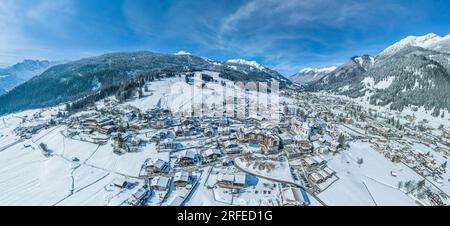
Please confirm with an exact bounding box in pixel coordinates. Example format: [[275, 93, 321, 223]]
[[181, 118, 193, 126], [317, 170, 331, 181], [159, 138, 181, 151], [104, 125, 118, 134], [309, 172, 323, 184], [173, 171, 190, 187], [323, 167, 335, 176], [177, 150, 197, 166], [218, 126, 232, 136], [303, 156, 326, 168], [280, 187, 309, 206], [204, 127, 214, 137], [216, 173, 246, 190], [222, 141, 242, 154], [184, 124, 198, 136], [289, 118, 310, 136], [236, 126, 248, 142], [202, 148, 222, 163], [129, 122, 147, 131], [130, 188, 149, 205], [112, 178, 130, 189], [145, 158, 169, 174], [174, 126, 184, 137], [245, 129, 262, 144], [279, 132, 294, 145], [293, 135, 313, 153], [260, 133, 281, 155], [151, 176, 171, 191], [149, 116, 168, 129], [151, 130, 175, 142]]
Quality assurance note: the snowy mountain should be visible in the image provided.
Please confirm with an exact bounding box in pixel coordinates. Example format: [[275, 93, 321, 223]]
[[380, 33, 450, 56], [173, 51, 192, 56], [0, 51, 291, 115], [289, 67, 336, 84], [307, 34, 450, 115], [0, 59, 57, 93], [226, 59, 265, 71], [224, 59, 290, 84], [308, 55, 375, 91]]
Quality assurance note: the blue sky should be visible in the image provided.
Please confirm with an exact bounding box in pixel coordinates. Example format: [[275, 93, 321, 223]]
[[1, 0, 450, 75]]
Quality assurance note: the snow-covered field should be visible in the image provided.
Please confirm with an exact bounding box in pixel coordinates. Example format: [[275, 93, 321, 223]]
[[0, 126, 144, 206], [321, 92, 450, 129], [318, 141, 420, 206], [235, 157, 296, 184]]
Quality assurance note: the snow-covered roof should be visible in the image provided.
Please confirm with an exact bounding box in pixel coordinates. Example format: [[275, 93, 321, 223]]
[[149, 158, 167, 169], [279, 132, 293, 140], [217, 173, 246, 185], [310, 173, 322, 181], [112, 178, 127, 187], [324, 167, 335, 175], [174, 171, 189, 182], [132, 188, 147, 200], [151, 176, 171, 188], [218, 173, 235, 183], [318, 170, 329, 179], [313, 156, 325, 164], [180, 150, 196, 159], [304, 158, 315, 165], [204, 148, 221, 156], [234, 173, 246, 185], [168, 196, 185, 206], [281, 187, 302, 203]]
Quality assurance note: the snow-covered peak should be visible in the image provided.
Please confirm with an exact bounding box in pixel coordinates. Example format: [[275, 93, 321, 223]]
[[298, 66, 337, 74], [226, 59, 265, 71], [380, 33, 444, 56], [174, 51, 192, 56], [290, 66, 337, 84]]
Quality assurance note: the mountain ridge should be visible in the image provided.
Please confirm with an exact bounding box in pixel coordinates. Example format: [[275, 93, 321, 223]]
[[0, 51, 291, 115], [306, 34, 450, 115], [289, 66, 337, 85], [0, 59, 58, 93]]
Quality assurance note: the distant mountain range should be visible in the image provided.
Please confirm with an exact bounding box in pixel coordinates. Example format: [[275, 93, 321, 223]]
[[0, 59, 59, 94], [0, 51, 291, 115], [289, 67, 336, 85], [2, 33, 449, 116], [306, 33, 450, 116]]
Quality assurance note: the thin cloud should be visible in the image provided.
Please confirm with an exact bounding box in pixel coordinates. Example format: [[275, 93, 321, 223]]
[[0, 0, 446, 76], [0, 0, 77, 66]]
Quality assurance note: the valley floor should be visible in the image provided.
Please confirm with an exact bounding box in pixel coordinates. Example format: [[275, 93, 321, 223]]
[[0, 76, 449, 206]]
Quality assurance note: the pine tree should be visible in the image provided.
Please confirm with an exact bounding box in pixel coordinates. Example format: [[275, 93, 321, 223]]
[[418, 180, 426, 190], [338, 133, 345, 146], [138, 88, 144, 99]]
